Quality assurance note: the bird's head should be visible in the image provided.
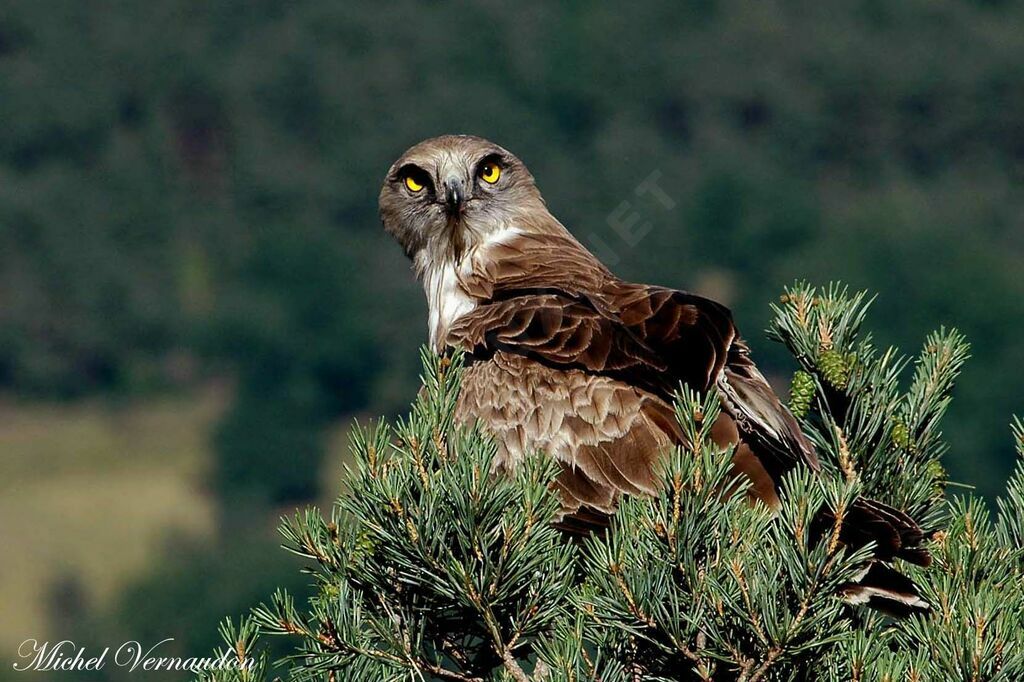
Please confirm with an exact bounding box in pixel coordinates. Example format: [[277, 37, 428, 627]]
[[379, 135, 547, 271]]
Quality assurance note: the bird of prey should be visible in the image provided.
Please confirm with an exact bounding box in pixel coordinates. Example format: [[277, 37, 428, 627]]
[[379, 134, 929, 614]]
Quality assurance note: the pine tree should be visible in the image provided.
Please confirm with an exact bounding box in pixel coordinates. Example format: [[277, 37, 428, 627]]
[[196, 283, 1024, 682]]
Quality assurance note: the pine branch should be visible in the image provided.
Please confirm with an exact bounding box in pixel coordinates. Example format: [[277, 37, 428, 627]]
[[196, 283, 1024, 682]]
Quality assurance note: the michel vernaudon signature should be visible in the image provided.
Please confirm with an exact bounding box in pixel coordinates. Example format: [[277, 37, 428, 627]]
[[12, 639, 254, 673]]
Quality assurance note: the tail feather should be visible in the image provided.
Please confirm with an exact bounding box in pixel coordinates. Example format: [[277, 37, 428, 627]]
[[840, 562, 930, 617], [814, 495, 932, 615], [814, 497, 931, 566], [852, 498, 930, 566]]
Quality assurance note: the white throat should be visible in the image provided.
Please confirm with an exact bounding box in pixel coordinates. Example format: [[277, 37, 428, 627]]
[[422, 259, 476, 350], [419, 225, 524, 350]]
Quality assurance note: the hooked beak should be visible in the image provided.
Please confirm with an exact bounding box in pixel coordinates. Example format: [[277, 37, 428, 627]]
[[443, 177, 466, 217]]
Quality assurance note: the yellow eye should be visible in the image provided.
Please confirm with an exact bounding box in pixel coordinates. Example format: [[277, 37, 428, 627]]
[[479, 161, 501, 184], [404, 175, 425, 192]]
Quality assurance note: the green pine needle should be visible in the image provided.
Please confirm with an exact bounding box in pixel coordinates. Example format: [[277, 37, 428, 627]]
[[195, 285, 1024, 682]]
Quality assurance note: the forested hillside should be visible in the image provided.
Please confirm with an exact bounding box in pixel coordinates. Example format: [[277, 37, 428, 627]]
[[1, 2, 1022, 676]]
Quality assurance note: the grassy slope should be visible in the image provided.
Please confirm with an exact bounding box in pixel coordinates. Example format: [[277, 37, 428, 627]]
[[0, 388, 225, 650]]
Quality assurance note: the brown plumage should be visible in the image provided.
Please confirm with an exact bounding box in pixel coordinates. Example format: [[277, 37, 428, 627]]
[[379, 134, 930, 615]]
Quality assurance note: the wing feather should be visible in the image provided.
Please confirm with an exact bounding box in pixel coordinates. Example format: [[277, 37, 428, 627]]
[[446, 230, 929, 606], [450, 281, 817, 478]]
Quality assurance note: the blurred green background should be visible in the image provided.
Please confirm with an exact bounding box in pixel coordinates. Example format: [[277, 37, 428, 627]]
[[1, 1, 1022, 678]]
